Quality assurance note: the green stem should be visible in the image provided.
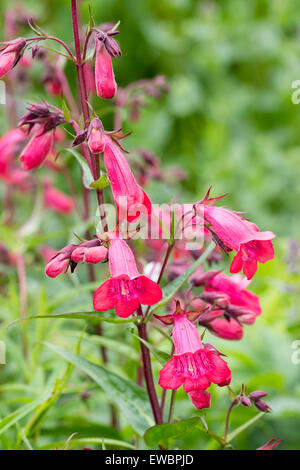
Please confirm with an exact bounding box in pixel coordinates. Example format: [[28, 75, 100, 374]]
[[168, 390, 176, 423]]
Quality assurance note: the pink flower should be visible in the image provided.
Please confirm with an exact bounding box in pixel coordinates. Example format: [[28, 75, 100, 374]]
[[95, 46, 117, 99], [157, 303, 231, 408], [204, 311, 244, 340], [71, 244, 108, 264], [20, 125, 54, 170], [87, 118, 106, 154], [189, 297, 244, 340], [195, 190, 275, 279], [0, 128, 26, 180], [257, 439, 283, 450], [45, 252, 70, 278], [205, 272, 261, 325], [188, 390, 211, 410], [93, 237, 162, 318], [45, 77, 62, 96], [0, 38, 26, 78], [104, 135, 152, 221], [44, 182, 74, 215]]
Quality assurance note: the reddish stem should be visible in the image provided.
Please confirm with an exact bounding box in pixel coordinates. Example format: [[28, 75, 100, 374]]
[[71, 0, 108, 232], [137, 309, 162, 425]]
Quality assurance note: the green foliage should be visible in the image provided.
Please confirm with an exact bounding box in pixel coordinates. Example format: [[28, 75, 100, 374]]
[[0, 0, 299, 451]]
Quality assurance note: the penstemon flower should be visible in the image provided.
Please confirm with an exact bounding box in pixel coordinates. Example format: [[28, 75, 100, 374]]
[[103, 135, 152, 221], [203, 272, 261, 324], [44, 180, 75, 215], [194, 188, 276, 279], [156, 302, 231, 409], [94, 25, 121, 99], [93, 236, 162, 317], [0, 1, 279, 446]]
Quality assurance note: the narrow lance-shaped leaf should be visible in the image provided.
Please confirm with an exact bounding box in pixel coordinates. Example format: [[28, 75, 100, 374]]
[[44, 342, 154, 436]]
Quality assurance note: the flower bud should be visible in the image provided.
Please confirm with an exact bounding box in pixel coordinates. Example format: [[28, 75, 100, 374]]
[[254, 399, 272, 413], [200, 291, 229, 307], [249, 391, 268, 401], [71, 245, 108, 264], [95, 46, 117, 99], [87, 118, 106, 154], [20, 125, 54, 170], [45, 253, 69, 278], [0, 38, 26, 78], [240, 396, 252, 407]]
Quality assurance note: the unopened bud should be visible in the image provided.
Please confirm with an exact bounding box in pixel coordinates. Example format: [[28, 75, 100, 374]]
[[249, 391, 268, 401], [254, 399, 272, 413], [240, 396, 252, 407]]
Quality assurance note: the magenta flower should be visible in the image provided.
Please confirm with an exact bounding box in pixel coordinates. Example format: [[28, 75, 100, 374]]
[[195, 190, 275, 279], [188, 390, 211, 410], [20, 125, 54, 170], [0, 38, 26, 78], [204, 311, 244, 341], [157, 303, 231, 408], [205, 272, 261, 325], [104, 135, 152, 221], [95, 46, 117, 99], [93, 237, 162, 318], [44, 181, 75, 215]]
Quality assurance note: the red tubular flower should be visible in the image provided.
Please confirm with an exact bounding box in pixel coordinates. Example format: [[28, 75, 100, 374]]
[[188, 390, 211, 410], [44, 182, 75, 215], [205, 272, 261, 325], [0, 38, 26, 78], [195, 190, 275, 279], [95, 46, 117, 99], [103, 135, 152, 221], [157, 303, 231, 409], [205, 311, 244, 340], [93, 237, 162, 318], [20, 125, 54, 170]]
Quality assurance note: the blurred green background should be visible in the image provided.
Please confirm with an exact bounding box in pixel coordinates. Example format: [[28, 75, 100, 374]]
[[0, 0, 300, 450]]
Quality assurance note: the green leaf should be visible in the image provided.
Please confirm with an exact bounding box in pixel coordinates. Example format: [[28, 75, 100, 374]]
[[8, 312, 137, 328], [87, 5, 95, 32], [147, 241, 215, 317], [57, 148, 93, 189], [89, 174, 110, 190], [131, 332, 171, 365], [44, 343, 154, 436], [61, 99, 71, 122], [36, 437, 135, 450], [144, 417, 224, 447], [70, 331, 139, 360], [227, 412, 265, 443], [0, 387, 52, 436]]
